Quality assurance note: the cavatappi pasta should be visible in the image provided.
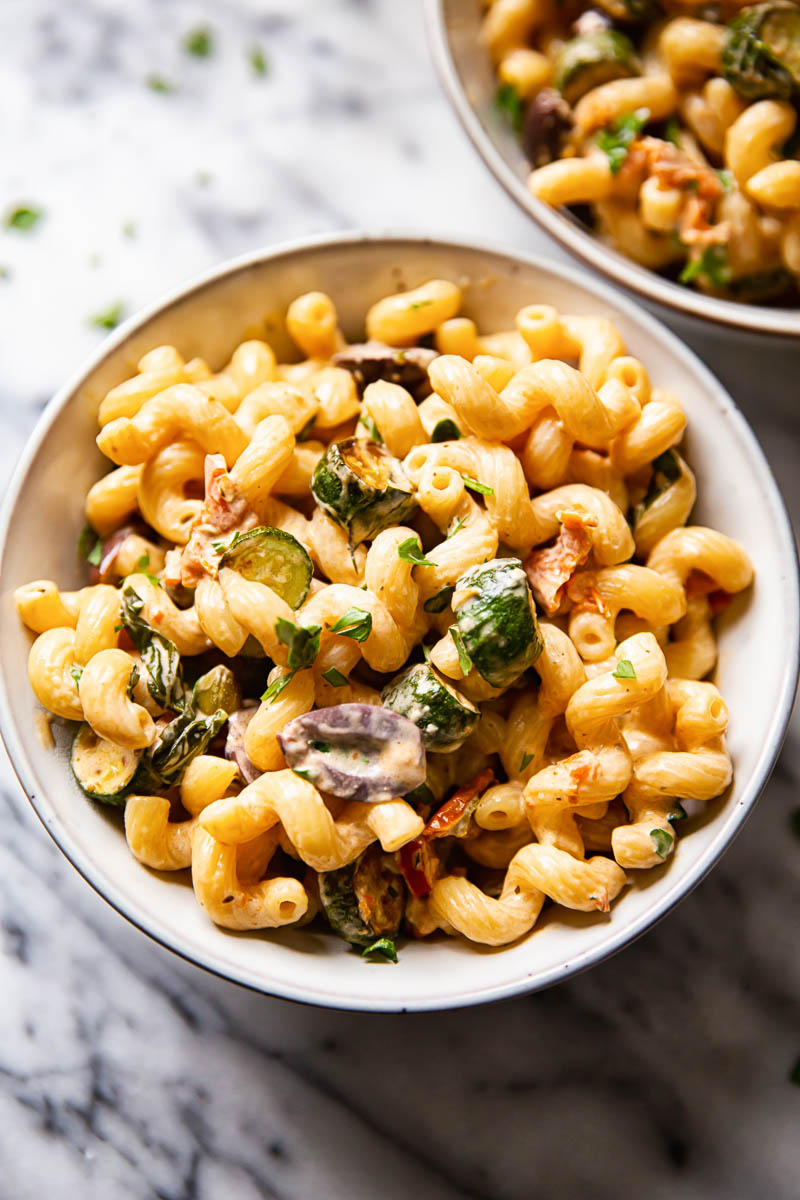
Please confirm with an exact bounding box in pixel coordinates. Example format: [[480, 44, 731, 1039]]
[[16, 280, 753, 955], [485, 0, 800, 306]]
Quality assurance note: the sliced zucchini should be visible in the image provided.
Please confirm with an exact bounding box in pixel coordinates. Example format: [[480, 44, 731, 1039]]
[[554, 30, 639, 105], [219, 526, 312, 609], [311, 439, 418, 547], [453, 558, 543, 688], [723, 3, 800, 101], [191, 665, 241, 716], [318, 845, 405, 947], [381, 663, 479, 753], [71, 723, 140, 805]]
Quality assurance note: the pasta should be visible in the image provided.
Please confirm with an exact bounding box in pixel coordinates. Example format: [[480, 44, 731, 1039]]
[[485, 0, 800, 305], [16, 280, 752, 956]]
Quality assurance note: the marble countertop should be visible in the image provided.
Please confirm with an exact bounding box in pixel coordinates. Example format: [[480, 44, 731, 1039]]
[[1, 2, 798, 1197]]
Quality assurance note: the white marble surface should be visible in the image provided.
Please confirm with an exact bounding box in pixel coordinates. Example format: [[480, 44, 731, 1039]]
[[1, 2, 799, 1197]]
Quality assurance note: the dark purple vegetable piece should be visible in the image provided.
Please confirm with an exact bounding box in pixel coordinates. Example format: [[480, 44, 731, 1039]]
[[89, 523, 143, 585], [225, 703, 261, 784], [522, 89, 574, 168], [332, 342, 438, 399], [277, 703, 426, 803]]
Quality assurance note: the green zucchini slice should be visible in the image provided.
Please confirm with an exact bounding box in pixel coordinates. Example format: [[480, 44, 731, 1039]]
[[219, 526, 312, 609], [381, 663, 479, 752], [723, 3, 800, 100], [71, 723, 140, 805], [554, 30, 639, 105], [311, 439, 417, 547], [318, 845, 405, 946], [453, 558, 543, 688]]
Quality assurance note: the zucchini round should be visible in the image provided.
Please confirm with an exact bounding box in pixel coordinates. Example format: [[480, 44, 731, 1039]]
[[723, 3, 800, 100], [381, 663, 479, 752], [554, 30, 638, 105], [453, 558, 543, 687], [220, 526, 312, 609], [71, 723, 139, 804], [318, 845, 405, 946], [311, 439, 417, 547]]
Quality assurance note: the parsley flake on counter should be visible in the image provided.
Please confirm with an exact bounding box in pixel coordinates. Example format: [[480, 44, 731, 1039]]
[[249, 46, 269, 76], [5, 205, 44, 232], [595, 108, 649, 174], [184, 26, 213, 57], [361, 936, 398, 963], [146, 75, 175, 94], [122, 221, 137, 239], [89, 302, 125, 330]]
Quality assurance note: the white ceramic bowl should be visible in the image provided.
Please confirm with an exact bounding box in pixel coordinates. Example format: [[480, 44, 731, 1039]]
[[425, 0, 800, 339], [0, 233, 796, 1011]]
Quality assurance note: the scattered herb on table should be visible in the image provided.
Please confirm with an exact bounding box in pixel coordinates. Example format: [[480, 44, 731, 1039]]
[[5, 205, 44, 232]]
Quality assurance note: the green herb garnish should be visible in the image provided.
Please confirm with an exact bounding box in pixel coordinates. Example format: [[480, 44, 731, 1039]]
[[650, 828, 674, 859], [450, 626, 473, 675], [322, 667, 348, 687], [431, 418, 461, 443], [70, 665, 83, 692], [446, 516, 467, 539], [494, 82, 524, 132], [461, 475, 494, 497], [520, 751, 534, 771], [679, 244, 731, 288], [397, 537, 435, 568], [361, 415, 384, 444], [261, 674, 293, 704], [409, 299, 433, 311], [309, 740, 331, 754], [361, 937, 398, 963], [249, 46, 269, 76], [275, 618, 321, 671], [715, 169, 734, 194], [78, 524, 103, 566], [613, 659, 637, 680], [133, 553, 160, 587], [423, 586, 454, 614], [664, 116, 682, 146], [5, 205, 44, 232], [595, 108, 649, 174], [146, 75, 174, 93], [329, 608, 372, 643], [184, 26, 213, 57], [90, 302, 125, 330], [668, 803, 688, 823]]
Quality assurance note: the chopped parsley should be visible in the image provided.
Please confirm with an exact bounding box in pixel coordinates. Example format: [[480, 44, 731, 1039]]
[[650, 828, 674, 859], [397, 537, 434, 567], [70, 665, 83, 692], [5, 205, 44, 232], [450, 626, 473, 675], [78, 524, 103, 566], [122, 221, 137, 239], [275, 618, 321, 671], [422, 642, 433, 664], [184, 26, 213, 57], [520, 750, 534, 772], [133, 553, 160, 587], [461, 474, 494, 497], [668, 803, 688, 824], [261, 674, 293, 704], [447, 516, 467, 540], [423, 585, 454, 614], [431, 418, 461, 443], [494, 82, 524, 132], [249, 46, 269, 76], [329, 608, 372, 643], [309, 740, 331, 754], [664, 116, 682, 147], [715, 169, 734, 195], [322, 667, 348, 687], [679, 244, 731, 288], [595, 108, 649, 175], [361, 936, 398, 963], [361, 414, 383, 444], [89, 302, 125, 330], [613, 659, 637, 680], [213, 530, 245, 555]]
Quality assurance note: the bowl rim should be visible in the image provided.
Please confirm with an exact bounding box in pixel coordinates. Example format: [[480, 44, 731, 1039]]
[[0, 229, 797, 1012], [424, 0, 800, 340]]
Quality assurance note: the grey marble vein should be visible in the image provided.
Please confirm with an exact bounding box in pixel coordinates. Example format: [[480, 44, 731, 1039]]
[[0, 2, 798, 1198]]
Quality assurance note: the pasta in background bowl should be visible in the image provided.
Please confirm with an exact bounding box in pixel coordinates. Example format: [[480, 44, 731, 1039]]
[[426, 0, 800, 336], [0, 234, 796, 1010]]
